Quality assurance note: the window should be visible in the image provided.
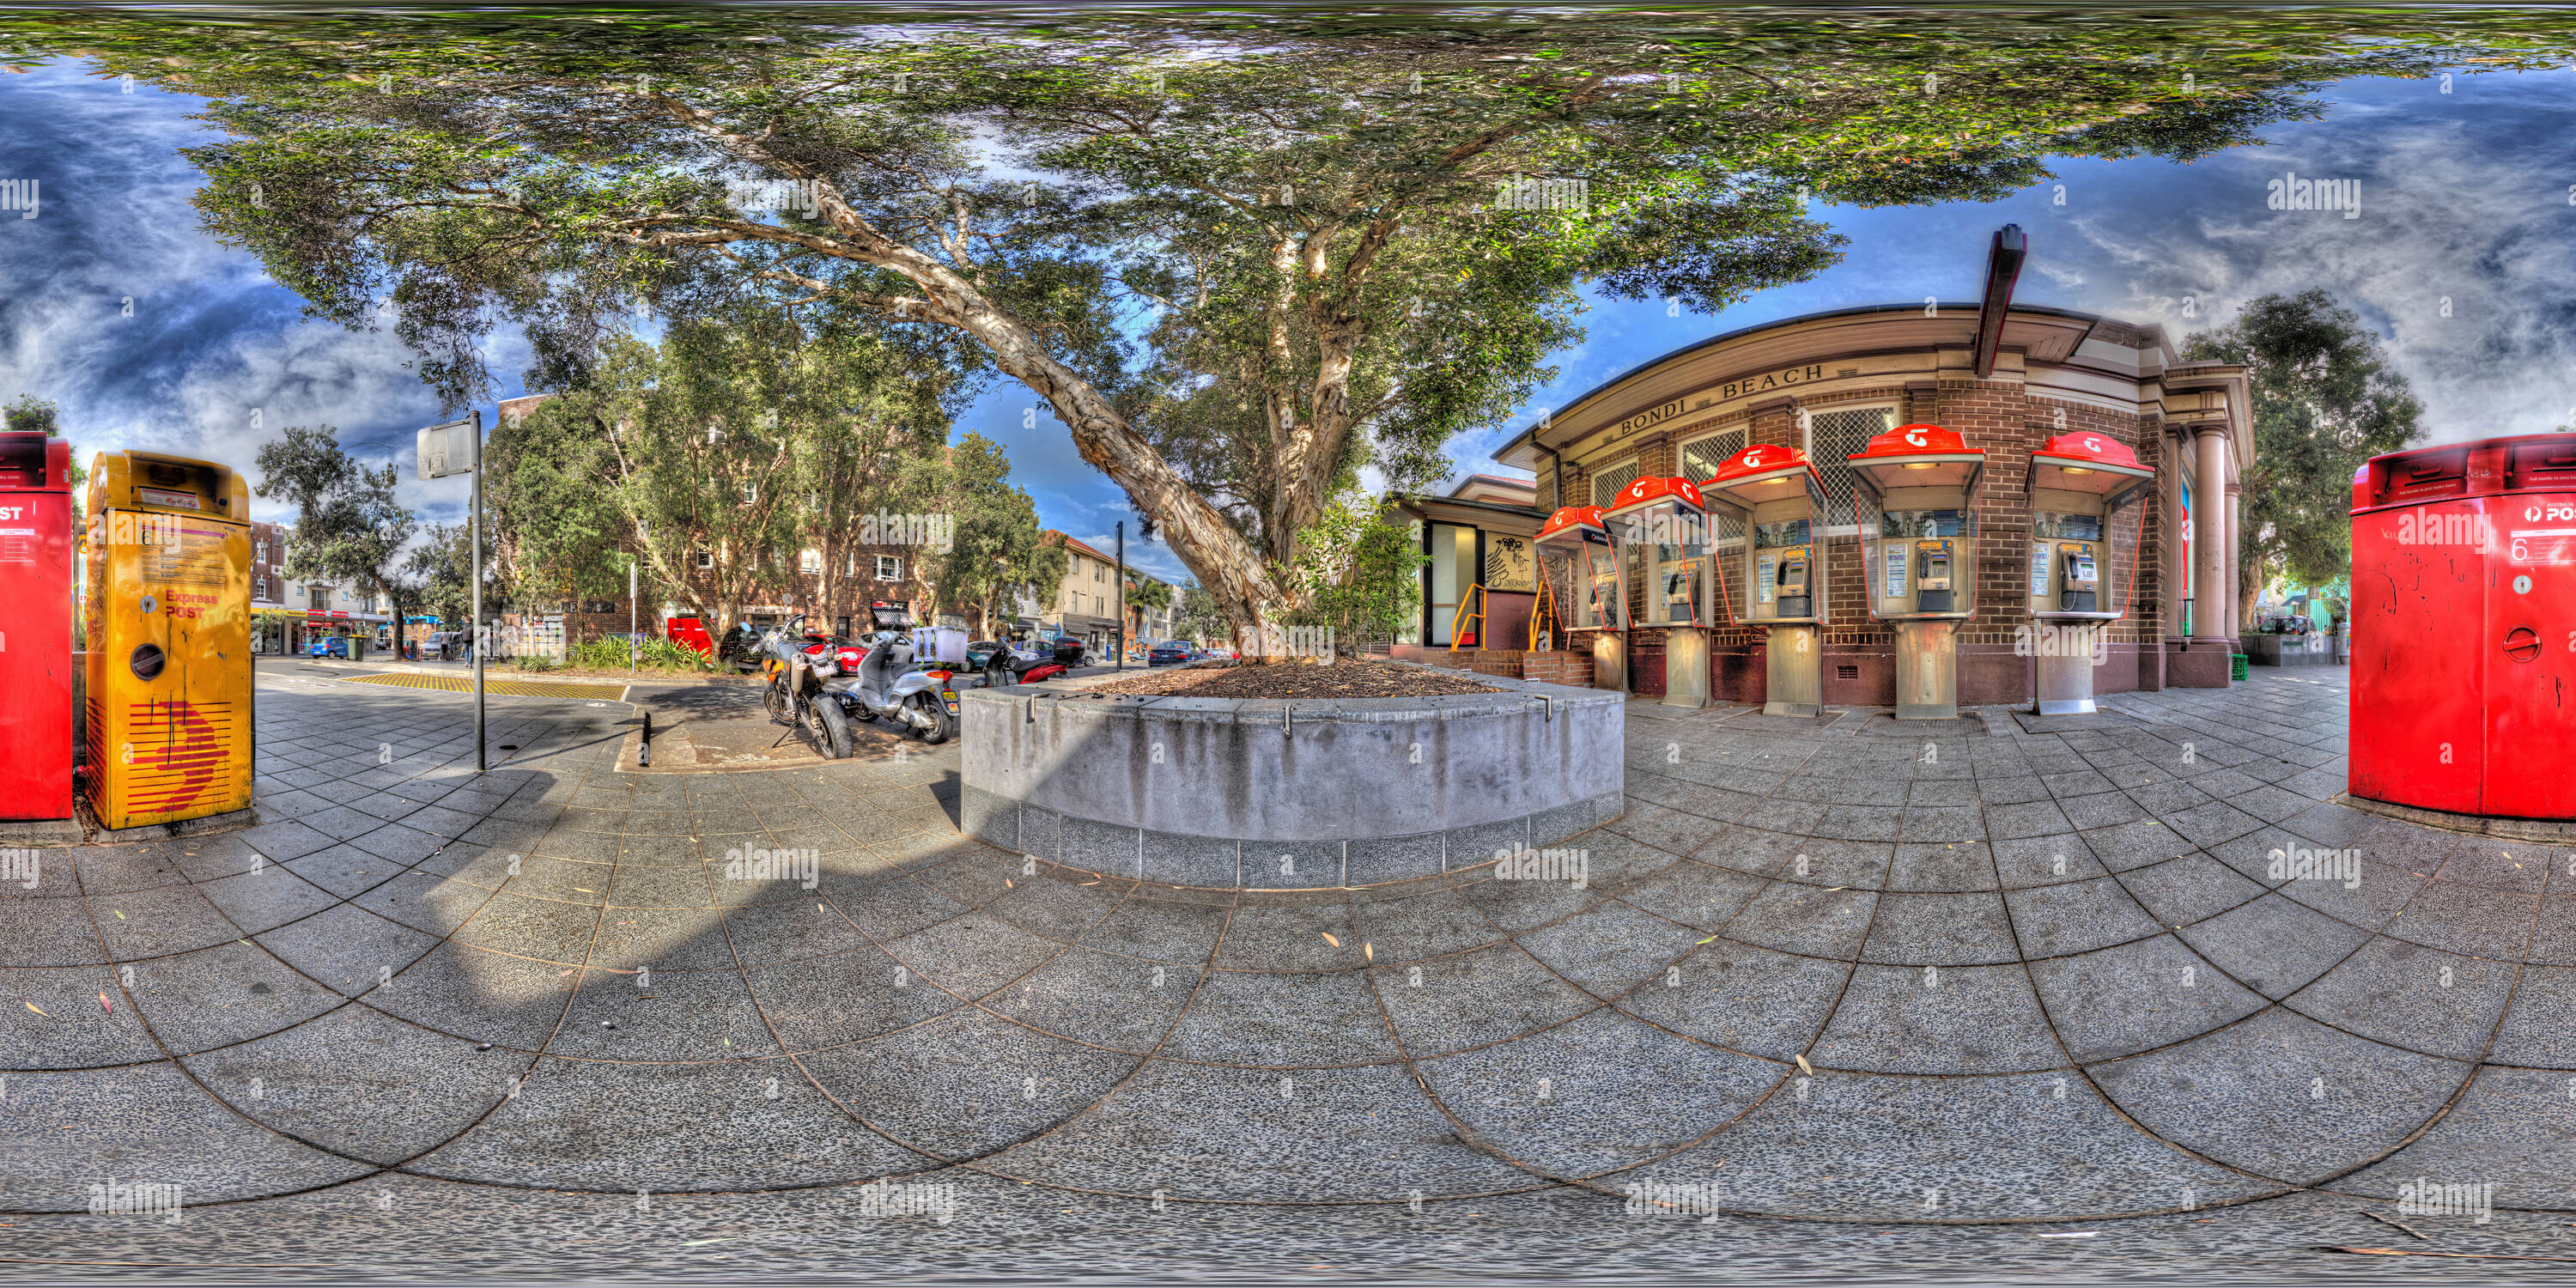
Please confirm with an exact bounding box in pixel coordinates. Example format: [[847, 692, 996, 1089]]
[[1427, 523, 1477, 646], [875, 555, 902, 581], [693, 546, 714, 569], [1589, 456, 1640, 508], [254, 539, 267, 563], [1679, 428, 1747, 485], [740, 483, 757, 505], [308, 586, 330, 611], [799, 550, 822, 575], [848, 552, 860, 575], [1803, 404, 1897, 528]]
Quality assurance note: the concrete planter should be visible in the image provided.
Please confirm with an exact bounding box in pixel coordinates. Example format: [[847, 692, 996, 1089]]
[[2240, 633, 2336, 667], [959, 664, 1625, 890]]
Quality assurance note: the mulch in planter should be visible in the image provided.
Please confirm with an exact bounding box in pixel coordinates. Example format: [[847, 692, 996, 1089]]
[[1082, 659, 1501, 700]]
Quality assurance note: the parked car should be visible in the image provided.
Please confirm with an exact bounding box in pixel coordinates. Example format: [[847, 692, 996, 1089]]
[[1147, 640, 1194, 666], [1034, 635, 1086, 666]]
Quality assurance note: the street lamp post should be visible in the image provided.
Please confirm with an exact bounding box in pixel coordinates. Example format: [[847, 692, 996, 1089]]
[[416, 411, 488, 770]]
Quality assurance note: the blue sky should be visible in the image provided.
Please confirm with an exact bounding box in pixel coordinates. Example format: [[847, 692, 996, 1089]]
[[3, 58, 2572, 586]]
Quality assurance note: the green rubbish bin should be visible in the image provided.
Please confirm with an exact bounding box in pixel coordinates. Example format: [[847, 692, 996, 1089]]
[[2230, 653, 2249, 682]]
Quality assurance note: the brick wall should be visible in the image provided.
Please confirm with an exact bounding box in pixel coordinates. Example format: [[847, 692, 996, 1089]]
[[1522, 649, 1593, 687], [1544, 360, 2177, 706]]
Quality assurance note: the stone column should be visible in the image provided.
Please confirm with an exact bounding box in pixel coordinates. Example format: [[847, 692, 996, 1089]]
[[2192, 424, 2229, 645], [2225, 481, 2244, 639]]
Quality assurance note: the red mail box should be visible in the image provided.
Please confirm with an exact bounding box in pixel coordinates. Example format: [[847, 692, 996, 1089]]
[[0, 432, 76, 821], [2350, 432, 2576, 819]]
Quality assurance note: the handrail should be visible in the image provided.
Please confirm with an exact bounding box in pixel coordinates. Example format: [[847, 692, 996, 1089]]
[[1528, 572, 1558, 651], [1447, 583, 1486, 656]]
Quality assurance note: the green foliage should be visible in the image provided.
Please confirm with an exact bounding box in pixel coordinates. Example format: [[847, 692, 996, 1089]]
[[26, 8, 2573, 641], [920, 431, 1057, 638], [405, 524, 476, 629], [2182, 290, 2424, 613], [252, 423, 424, 655], [1171, 581, 1227, 643], [4, 393, 58, 434], [1285, 493, 1426, 643], [565, 635, 706, 673]]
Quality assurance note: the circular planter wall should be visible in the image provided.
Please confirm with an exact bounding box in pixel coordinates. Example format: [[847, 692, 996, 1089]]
[[958, 665, 1625, 890]]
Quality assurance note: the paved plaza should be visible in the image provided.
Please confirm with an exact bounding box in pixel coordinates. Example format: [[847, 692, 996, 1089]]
[[3, 664, 2573, 1278]]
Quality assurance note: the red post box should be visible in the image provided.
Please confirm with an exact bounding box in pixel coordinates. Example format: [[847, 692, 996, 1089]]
[[2350, 432, 2576, 820], [0, 432, 76, 822]]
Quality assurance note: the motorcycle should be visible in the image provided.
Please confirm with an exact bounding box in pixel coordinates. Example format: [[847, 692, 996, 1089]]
[[819, 605, 957, 744], [760, 617, 857, 759]]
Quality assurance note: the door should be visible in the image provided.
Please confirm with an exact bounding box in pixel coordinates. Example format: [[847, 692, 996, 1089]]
[[2350, 497, 2484, 813], [2482, 491, 2576, 817]]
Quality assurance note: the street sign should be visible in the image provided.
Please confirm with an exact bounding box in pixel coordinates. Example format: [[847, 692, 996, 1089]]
[[416, 413, 482, 482]]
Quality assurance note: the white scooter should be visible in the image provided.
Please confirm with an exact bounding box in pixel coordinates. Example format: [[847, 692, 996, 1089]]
[[820, 605, 957, 744]]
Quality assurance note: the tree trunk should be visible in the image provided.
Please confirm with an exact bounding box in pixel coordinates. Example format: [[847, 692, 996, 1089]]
[[641, 113, 1303, 660]]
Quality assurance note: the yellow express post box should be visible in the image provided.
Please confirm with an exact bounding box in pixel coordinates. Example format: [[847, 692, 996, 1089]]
[[84, 452, 254, 829]]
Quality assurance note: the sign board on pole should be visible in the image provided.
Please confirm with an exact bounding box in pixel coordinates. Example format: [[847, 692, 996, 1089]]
[[416, 414, 482, 482]]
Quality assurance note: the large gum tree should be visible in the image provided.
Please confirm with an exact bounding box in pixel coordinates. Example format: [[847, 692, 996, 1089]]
[[23, 9, 2569, 655]]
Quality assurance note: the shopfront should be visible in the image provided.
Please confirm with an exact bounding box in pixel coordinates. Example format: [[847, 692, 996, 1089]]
[[1489, 229, 2252, 706]]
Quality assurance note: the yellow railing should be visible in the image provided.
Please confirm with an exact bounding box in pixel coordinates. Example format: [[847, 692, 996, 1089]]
[[1446, 583, 1486, 657]]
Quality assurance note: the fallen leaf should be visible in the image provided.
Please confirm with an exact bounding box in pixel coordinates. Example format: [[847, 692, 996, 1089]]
[[99, 992, 112, 1013], [24, 1001, 48, 1018], [1364, 942, 1375, 961], [1005, 878, 1015, 889], [1824, 886, 1845, 891], [616, 920, 635, 926], [112, 910, 126, 920], [1794, 1054, 1814, 1075], [1321, 932, 1341, 947], [573, 887, 595, 893], [603, 968, 637, 975], [556, 969, 574, 977], [1696, 935, 1717, 945]]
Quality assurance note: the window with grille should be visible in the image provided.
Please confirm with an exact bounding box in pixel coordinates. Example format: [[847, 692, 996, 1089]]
[[876, 554, 902, 581], [1803, 405, 1897, 528], [1589, 456, 1640, 508], [1679, 428, 1746, 484], [799, 550, 822, 574]]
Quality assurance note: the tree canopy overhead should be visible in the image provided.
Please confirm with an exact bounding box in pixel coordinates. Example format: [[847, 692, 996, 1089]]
[[15, 5, 2572, 654]]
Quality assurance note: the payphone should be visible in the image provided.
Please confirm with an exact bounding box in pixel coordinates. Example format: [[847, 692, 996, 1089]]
[[1699, 443, 1832, 717], [1605, 475, 1710, 709], [1847, 423, 1987, 720], [2025, 432, 2154, 715], [1534, 504, 1625, 691]]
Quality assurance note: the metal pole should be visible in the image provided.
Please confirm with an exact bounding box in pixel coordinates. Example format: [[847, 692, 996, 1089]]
[[629, 558, 638, 675], [1115, 520, 1125, 671], [471, 416, 486, 773]]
